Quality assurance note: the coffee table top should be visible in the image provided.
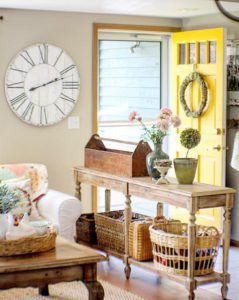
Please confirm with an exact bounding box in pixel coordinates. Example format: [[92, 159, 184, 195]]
[[0, 237, 106, 273]]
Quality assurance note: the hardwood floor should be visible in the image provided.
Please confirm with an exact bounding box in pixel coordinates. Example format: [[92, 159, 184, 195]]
[[98, 256, 221, 300], [98, 247, 239, 300], [201, 246, 239, 300]]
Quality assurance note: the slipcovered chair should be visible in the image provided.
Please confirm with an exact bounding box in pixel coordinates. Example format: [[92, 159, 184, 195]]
[[0, 164, 81, 241]]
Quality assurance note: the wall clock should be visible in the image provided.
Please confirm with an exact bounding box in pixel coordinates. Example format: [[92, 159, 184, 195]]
[[5, 43, 80, 126], [215, 0, 239, 22]]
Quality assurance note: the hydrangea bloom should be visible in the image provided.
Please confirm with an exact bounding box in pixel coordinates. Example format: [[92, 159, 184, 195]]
[[159, 108, 173, 119], [129, 111, 142, 122], [128, 108, 180, 144], [170, 115, 181, 128], [157, 119, 170, 132]]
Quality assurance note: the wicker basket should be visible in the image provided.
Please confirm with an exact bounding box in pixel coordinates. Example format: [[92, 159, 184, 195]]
[[129, 220, 153, 261], [95, 210, 153, 260], [149, 221, 221, 276], [0, 229, 57, 256], [76, 213, 97, 245]]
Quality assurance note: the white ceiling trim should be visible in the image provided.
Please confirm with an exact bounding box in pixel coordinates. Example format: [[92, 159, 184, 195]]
[[0, 0, 238, 18]]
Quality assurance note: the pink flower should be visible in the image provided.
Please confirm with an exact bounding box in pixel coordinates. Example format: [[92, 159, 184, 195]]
[[159, 108, 173, 119], [171, 116, 181, 128], [156, 119, 170, 133], [129, 111, 142, 122]]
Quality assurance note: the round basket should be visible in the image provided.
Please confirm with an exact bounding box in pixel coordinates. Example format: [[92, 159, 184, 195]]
[[149, 222, 221, 276], [0, 229, 57, 256]]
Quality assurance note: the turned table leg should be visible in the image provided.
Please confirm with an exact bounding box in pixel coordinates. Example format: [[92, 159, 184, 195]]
[[221, 194, 233, 300], [124, 194, 132, 280], [157, 202, 163, 216], [187, 197, 198, 300], [39, 285, 49, 296], [74, 173, 82, 201], [105, 189, 111, 260], [105, 189, 111, 212], [83, 264, 104, 300]]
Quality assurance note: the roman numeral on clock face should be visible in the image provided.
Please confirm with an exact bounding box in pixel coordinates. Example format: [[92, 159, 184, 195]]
[[60, 93, 75, 103], [38, 44, 48, 64], [53, 49, 63, 67], [10, 92, 28, 106], [10, 67, 27, 74], [54, 103, 65, 116], [60, 64, 75, 76], [22, 102, 34, 120], [20, 50, 35, 67], [40, 106, 48, 125], [62, 81, 80, 89], [7, 81, 24, 89]]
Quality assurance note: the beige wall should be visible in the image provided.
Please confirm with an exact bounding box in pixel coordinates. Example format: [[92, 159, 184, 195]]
[[0, 9, 181, 212], [183, 13, 239, 241], [183, 12, 239, 37]]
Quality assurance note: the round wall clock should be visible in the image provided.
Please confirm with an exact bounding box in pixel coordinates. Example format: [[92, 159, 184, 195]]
[[215, 0, 239, 22], [5, 43, 80, 126]]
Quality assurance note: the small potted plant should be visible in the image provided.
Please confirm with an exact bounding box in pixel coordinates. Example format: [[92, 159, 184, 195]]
[[0, 185, 19, 239], [174, 128, 201, 184]]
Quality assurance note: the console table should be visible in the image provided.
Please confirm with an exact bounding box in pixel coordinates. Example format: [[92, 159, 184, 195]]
[[74, 166, 235, 300]]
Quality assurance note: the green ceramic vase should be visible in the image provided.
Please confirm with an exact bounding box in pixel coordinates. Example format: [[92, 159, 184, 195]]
[[174, 158, 198, 184], [146, 143, 169, 181]]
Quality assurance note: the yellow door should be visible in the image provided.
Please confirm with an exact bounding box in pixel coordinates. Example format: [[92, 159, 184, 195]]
[[170, 28, 226, 229]]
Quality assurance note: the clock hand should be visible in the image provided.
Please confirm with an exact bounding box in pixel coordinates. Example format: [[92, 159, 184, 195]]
[[29, 77, 64, 92], [29, 83, 45, 92]]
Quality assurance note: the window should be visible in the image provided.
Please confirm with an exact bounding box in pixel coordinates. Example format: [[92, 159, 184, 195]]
[[98, 40, 161, 123], [97, 32, 170, 215]]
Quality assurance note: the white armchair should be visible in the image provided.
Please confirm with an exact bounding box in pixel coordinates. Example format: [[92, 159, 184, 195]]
[[0, 164, 81, 241], [37, 189, 81, 241]]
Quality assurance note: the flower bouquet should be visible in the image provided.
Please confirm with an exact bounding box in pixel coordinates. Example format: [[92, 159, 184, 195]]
[[129, 108, 181, 180]]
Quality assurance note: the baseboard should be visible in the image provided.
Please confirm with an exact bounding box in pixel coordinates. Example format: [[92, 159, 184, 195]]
[[231, 239, 239, 247]]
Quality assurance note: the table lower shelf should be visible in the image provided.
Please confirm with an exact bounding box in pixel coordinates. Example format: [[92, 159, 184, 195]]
[[77, 241, 224, 287], [128, 258, 223, 286]]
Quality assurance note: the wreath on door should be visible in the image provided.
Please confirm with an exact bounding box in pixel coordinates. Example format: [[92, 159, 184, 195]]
[[179, 71, 209, 118]]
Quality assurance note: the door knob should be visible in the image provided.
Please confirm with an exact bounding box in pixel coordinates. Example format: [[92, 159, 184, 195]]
[[207, 145, 221, 151], [214, 128, 221, 135]]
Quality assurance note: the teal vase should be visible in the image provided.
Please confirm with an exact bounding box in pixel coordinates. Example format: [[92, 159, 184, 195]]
[[146, 143, 169, 181]]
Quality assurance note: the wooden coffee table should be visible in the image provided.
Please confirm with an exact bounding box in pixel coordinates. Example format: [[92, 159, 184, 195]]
[[0, 237, 106, 299]]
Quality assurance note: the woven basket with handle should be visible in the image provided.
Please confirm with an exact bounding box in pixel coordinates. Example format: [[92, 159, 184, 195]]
[[149, 219, 221, 276], [76, 213, 97, 245], [129, 217, 153, 261], [95, 210, 153, 261], [0, 229, 57, 256]]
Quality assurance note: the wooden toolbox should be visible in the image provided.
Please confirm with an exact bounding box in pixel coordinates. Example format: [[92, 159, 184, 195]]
[[84, 134, 152, 177]]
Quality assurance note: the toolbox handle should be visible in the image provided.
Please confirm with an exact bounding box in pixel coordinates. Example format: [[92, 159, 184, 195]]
[[95, 136, 138, 146]]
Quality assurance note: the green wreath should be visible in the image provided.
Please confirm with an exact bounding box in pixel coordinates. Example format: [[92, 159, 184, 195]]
[[179, 71, 208, 118]]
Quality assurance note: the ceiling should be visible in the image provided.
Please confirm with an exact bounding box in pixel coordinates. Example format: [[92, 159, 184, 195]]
[[0, 0, 238, 18]]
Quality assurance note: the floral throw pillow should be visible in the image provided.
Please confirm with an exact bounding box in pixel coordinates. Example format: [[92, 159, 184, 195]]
[[11, 187, 31, 225], [0, 164, 48, 202], [0, 178, 41, 224]]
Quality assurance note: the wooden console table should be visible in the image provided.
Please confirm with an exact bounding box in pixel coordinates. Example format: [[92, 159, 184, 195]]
[[74, 166, 235, 300]]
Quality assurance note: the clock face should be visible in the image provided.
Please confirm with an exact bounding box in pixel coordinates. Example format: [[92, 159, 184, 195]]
[[5, 43, 80, 126]]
